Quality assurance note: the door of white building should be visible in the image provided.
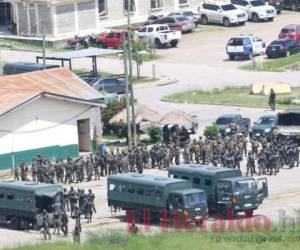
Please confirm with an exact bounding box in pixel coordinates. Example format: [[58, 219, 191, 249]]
[[77, 118, 91, 152]]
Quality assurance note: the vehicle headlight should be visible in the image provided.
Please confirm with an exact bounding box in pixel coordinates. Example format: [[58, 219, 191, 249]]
[[183, 209, 189, 217], [225, 128, 231, 133], [264, 128, 271, 133], [230, 196, 237, 205]]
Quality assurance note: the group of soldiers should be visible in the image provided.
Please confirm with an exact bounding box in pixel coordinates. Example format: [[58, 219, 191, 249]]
[[41, 187, 96, 243], [14, 134, 299, 183]]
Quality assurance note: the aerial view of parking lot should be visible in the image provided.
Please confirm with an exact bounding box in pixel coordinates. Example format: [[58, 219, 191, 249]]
[[0, 0, 300, 249]]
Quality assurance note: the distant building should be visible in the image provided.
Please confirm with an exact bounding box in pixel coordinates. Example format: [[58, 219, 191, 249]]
[[0, 68, 103, 170], [8, 0, 200, 40]]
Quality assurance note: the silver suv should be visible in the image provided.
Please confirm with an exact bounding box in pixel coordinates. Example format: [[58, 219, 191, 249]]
[[198, 3, 248, 27]]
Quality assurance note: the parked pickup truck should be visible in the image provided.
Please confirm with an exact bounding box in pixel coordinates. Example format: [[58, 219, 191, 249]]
[[226, 35, 266, 60], [273, 109, 300, 144], [137, 24, 182, 48], [215, 114, 251, 137]]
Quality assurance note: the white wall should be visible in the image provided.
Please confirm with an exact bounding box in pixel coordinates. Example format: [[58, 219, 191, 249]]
[[0, 97, 101, 155]]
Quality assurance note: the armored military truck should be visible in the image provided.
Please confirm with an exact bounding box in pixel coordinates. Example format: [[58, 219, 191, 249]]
[[107, 173, 208, 223], [168, 165, 268, 217], [0, 180, 63, 229]]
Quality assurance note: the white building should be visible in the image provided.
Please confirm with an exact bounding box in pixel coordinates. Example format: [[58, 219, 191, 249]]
[[9, 0, 201, 41], [0, 68, 103, 170]]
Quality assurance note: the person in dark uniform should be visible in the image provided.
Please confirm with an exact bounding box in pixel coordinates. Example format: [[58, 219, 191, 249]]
[[42, 209, 51, 240], [269, 88, 276, 111], [61, 209, 69, 237]]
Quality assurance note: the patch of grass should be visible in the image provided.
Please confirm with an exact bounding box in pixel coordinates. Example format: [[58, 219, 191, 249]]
[[240, 53, 300, 72], [163, 86, 300, 109], [7, 228, 300, 250]]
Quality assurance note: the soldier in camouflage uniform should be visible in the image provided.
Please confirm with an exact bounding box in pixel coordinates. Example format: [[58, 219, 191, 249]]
[[31, 158, 38, 182], [246, 152, 255, 177]]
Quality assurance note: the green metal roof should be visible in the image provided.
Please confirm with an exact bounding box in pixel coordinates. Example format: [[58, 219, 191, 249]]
[[108, 173, 188, 187], [169, 164, 242, 177], [0, 180, 63, 193]]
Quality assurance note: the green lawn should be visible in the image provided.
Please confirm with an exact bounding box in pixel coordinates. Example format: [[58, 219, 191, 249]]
[[240, 53, 300, 72], [163, 86, 300, 109], [8, 229, 300, 250]]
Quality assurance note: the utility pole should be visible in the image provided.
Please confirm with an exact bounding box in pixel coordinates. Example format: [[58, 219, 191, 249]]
[[127, 0, 137, 146], [123, 38, 132, 150], [42, 17, 46, 69]]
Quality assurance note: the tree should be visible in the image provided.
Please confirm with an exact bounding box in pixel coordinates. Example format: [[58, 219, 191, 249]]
[[204, 124, 219, 139], [148, 126, 162, 143], [131, 37, 155, 79]]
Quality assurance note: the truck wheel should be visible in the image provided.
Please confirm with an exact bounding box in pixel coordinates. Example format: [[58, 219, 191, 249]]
[[240, 21, 246, 26], [252, 13, 259, 22], [170, 40, 178, 48], [98, 42, 107, 49], [268, 17, 274, 21], [155, 39, 162, 48], [10, 217, 20, 230], [223, 18, 230, 27], [201, 15, 208, 25], [229, 54, 235, 61], [277, 9, 281, 14]]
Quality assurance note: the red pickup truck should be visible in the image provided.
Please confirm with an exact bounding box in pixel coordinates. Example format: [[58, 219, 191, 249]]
[[96, 30, 127, 49]]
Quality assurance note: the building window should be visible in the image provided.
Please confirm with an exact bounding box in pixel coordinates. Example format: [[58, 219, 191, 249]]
[[99, 0, 107, 17], [124, 0, 135, 13], [179, 0, 188, 5], [151, 0, 163, 9]]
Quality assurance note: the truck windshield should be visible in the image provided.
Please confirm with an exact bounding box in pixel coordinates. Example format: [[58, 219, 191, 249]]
[[250, 0, 265, 6], [222, 4, 236, 11], [256, 117, 276, 125], [216, 117, 234, 124], [235, 180, 257, 193], [184, 192, 206, 205]]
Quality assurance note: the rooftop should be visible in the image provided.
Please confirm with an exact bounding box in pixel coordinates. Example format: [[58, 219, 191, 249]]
[[0, 180, 63, 192], [0, 67, 102, 117]]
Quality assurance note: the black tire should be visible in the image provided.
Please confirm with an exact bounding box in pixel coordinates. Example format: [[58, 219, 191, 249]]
[[277, 9, 282, 14], [240, 21, 246, 26], [291, 2, 297, 11], [170, 40, 178, 48], [268, 17, 274, 21], [252, 13, 259, 22], [201, 15, 208, 25], [10, 217, 20, 230], [98, 42, 107, 48], [223, 18, 230, 27], [229, 54, 235, 60], [247, 52, 253, 60], [155, 38, 162, 48]]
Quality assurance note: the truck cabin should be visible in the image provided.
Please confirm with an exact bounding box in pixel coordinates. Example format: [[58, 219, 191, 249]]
[[276, 110, 300, 144], [107, 173, 207, 219], [168, 165, 268, 214], [277, 110, 300, 127]]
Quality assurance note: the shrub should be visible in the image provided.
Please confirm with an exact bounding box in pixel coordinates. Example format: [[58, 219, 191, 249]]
[[204, 124, 219, 139], [277, 97, 294, 105], [148, 126, 162, 143]]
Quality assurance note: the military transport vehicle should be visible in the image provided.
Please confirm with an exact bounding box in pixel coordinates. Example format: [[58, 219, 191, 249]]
[[273, 109, 300, 144], [107, 173, 208, 223], [0, 180, 63, 229], [168, 165, 268, 217], [249, 115, 277, 140]]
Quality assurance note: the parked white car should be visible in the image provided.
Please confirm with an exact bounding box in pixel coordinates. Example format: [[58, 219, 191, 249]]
[[231, 0, 276, 22], [137, 24, 182, 48], [198, 2, 248, 26]]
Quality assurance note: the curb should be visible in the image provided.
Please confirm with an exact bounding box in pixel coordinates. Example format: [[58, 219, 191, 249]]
[[135, 78, 178, 89]]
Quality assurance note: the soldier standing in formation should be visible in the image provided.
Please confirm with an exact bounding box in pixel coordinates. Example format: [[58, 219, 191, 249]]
[[42, 210, 51, 240]]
